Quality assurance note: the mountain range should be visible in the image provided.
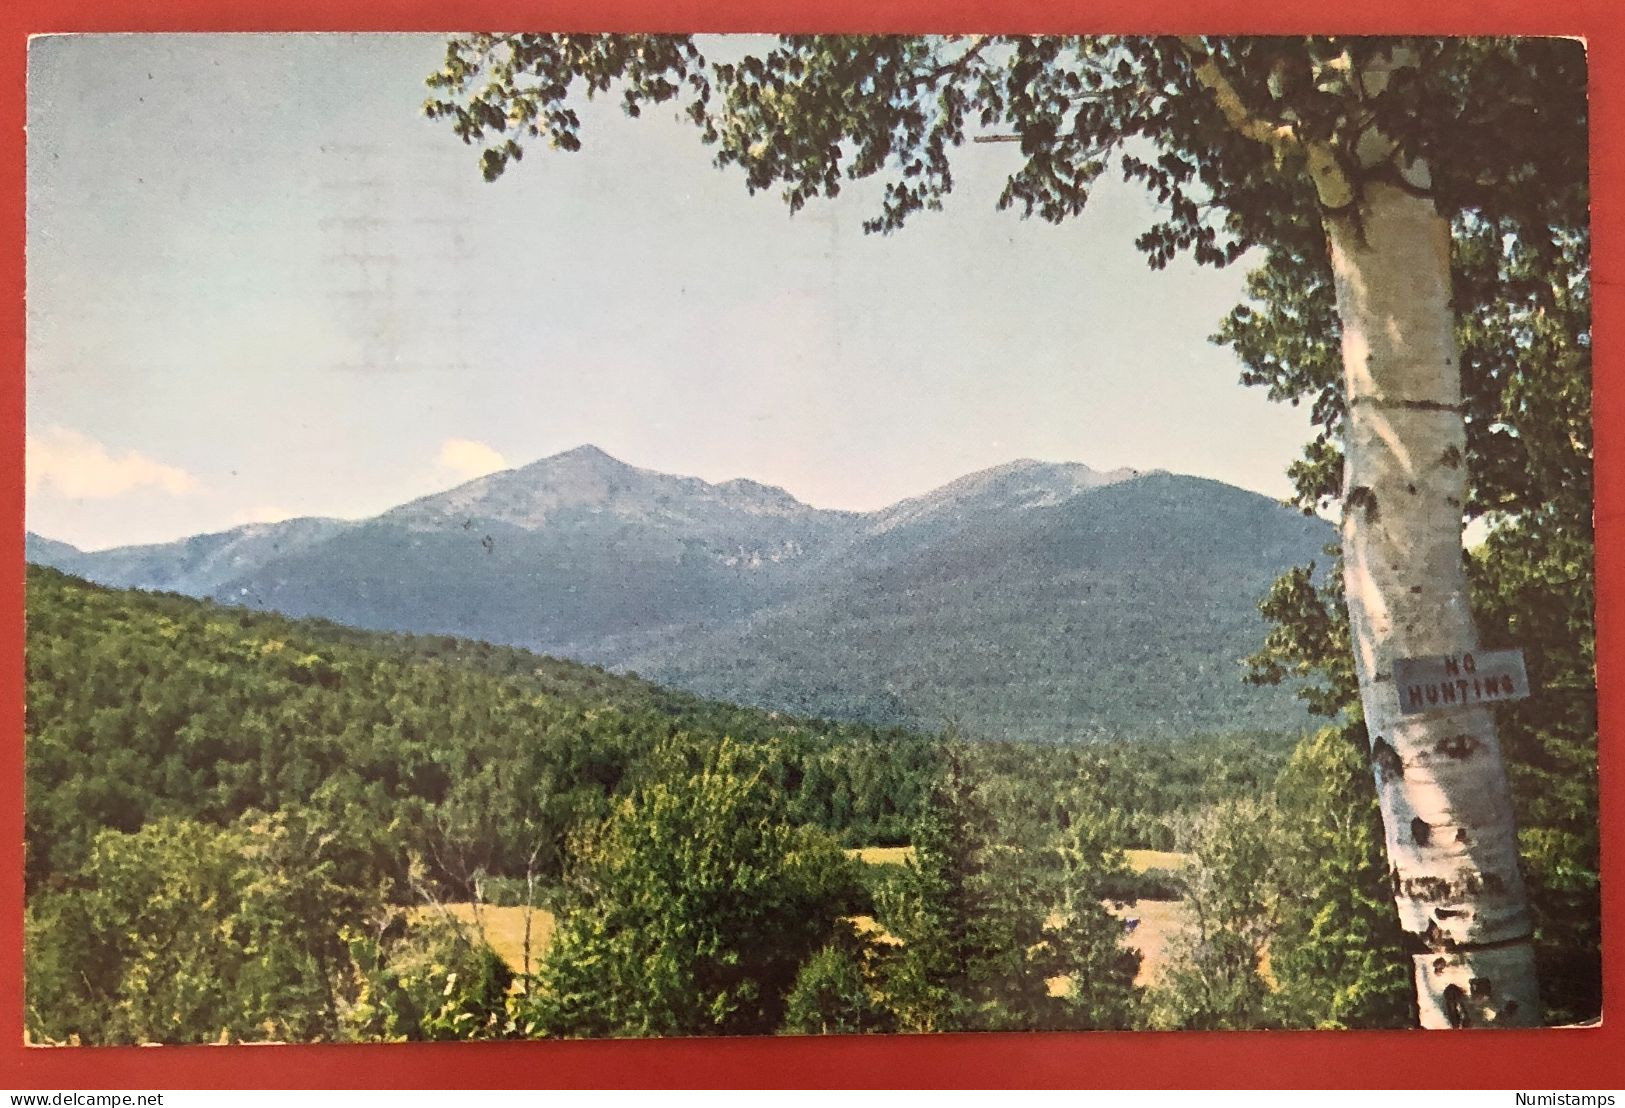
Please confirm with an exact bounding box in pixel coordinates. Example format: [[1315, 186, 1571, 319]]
[[26, 445, 1335, 741]]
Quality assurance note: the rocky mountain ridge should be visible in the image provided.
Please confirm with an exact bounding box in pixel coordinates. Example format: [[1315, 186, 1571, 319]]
[[28, 446, 1331, 740]]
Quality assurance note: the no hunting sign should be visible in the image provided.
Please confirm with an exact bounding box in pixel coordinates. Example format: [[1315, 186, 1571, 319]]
[[1392, 649, 1531, 715]]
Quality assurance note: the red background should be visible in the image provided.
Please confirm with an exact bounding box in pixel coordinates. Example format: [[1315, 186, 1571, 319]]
[[2, 0, 1620, 1089]]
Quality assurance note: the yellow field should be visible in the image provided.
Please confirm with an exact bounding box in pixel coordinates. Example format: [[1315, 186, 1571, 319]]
[[847, 845, 1197, 988], [854, 845, 1187, 875], [411, 846, 1197, 992], [1049, 899, 1195, 996], [1108, 898, 1193, 986], [846, 914, 903, 945], [411, 902, 557, 977], [846, 845, 915, 866], [1123, 849, 1193, 874]]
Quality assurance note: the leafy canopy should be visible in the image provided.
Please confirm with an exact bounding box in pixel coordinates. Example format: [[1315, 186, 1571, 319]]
[[427, 35, 1582, 258]]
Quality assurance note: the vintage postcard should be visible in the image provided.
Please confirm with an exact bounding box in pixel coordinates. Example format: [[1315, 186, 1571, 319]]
[[21, 30, 1597, 1052]]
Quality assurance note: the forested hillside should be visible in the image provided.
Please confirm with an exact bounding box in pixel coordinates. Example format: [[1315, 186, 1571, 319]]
[[24, 565, 1596, 1041], [24, 564, 946, 894], [625, 473, 1333, 737], [25, 566, 1316, 1043]]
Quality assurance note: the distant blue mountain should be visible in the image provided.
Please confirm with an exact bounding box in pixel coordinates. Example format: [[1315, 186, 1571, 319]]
[[27, 446, 1332, 740]]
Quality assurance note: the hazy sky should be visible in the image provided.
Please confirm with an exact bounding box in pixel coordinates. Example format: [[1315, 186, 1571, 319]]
[[27, 33, 1316, 551]]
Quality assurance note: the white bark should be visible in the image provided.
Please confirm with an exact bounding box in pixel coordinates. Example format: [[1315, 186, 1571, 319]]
[[1327, 180, 1541, 1028]]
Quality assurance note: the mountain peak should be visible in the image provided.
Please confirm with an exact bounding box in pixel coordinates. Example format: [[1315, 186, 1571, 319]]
[[715, 476, 814, 513], [384, 445, 830, 532], [868, 456, 1138, 534], [545, 443, 621, 467], [509, 443, 635, 479]]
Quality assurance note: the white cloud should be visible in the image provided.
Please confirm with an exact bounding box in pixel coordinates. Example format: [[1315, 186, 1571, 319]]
[[438, 438, 508, 481], [27, 428, 200, 500]]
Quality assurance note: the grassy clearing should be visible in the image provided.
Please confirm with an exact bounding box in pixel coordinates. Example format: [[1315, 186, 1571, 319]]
[[1107, 898, 1193, 987], [412, 848, 1196, 993], [1124, 848, 1193, 874], [1048, 898, 1196, 998], [411, 902, 558, 977], [846, 914, 903, 945], [847, 845, 915, 866], [852, 845, 1187, 873]]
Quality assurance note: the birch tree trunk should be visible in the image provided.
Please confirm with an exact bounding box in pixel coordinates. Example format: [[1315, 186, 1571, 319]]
[[1326, 179, 1542, 1028]]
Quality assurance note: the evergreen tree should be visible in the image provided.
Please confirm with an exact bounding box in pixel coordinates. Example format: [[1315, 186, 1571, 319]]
[[877, 745, 1138, 1031], [1044, 771, 1143, 1030], [877, 747, 1007, 1032]]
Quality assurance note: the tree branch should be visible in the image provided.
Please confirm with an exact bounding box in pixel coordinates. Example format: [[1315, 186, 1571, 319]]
[[1177, 37, 1298, 153], [902, 35, 991, 91], [1178, 36, 1355, 210]]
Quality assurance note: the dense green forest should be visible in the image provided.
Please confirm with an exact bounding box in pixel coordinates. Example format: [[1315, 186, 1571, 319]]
[[22, 565, 1594, 1041]]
